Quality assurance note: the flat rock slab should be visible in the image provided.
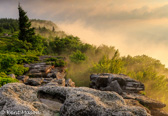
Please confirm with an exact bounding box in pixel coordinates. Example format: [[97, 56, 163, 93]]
[[39, 85, 150, 116]]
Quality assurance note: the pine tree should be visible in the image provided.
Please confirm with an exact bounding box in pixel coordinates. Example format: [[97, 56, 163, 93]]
[[18, 4, 35, 42], [52, 26, 55, 32]]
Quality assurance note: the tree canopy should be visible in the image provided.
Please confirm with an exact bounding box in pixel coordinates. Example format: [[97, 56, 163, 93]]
[[18, 4, 35, 42]]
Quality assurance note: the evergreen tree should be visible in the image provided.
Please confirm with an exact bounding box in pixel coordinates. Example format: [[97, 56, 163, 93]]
[[52, 26, 55, 32], [18, 4, 35, 42], [0, 27, 3, 33]]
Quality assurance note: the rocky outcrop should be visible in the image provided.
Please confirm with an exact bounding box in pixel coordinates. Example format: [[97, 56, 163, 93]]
[[38, 85, 150, 116], [26, 63, 54, 78], [0, 83, 57, 116], [20, 56, 75, 87], [0, 83, 151, 116], [90, 73, 144, 93], [90, 73, 168, 116]]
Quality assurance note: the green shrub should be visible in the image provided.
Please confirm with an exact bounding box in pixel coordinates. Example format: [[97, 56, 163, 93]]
[[46, 57, 58, 62], [0, 72, 8, 78], [7, 64, 29, 76], [90, 52, 124, 74], [0, 71, 19, 87], [0, 55, 17, 69], [7, 39, 32, 53], [17, 55, 39, 64], [0, 77, 19, 87], [55, 59, 67, 67], [70, 50, 86, 63], [45, 57, 67, 67]]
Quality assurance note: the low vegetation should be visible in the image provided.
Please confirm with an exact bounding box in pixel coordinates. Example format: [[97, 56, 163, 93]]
[[0, 72, 19, 87], [46, 57, 67, 67]]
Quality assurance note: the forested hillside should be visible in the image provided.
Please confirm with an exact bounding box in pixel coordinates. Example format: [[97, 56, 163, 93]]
[[0, 18, 66, 39], [0, 7, 168, 111]]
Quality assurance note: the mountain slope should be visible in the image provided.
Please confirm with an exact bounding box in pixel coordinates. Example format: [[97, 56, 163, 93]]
[[31, 19, 66, 38], [0, 18, 66, 39]]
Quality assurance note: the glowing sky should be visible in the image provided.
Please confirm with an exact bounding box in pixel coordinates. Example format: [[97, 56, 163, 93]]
[[1, 0, 168, 66]]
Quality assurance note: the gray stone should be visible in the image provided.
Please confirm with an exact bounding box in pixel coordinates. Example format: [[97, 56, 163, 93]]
[[150, 108, 168, 116], [0, 83, 55, 116], [16, 75, 29, 83], [26, 78, 44, 86], [39, 86, 150, 116], [52, 72, 65, 79], [65, 79, 75, 87], [46, 78, 65, 86], [122, 92, 166, 109], [101, 80, 123, 94], [90, 73, 145, 93]]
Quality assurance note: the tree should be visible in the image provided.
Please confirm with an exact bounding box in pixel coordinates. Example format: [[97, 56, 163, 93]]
[[18, 4, 46, 53], [90, 50, 124, 74], [18, 4, 35, 42], [52, 26, 55, 32], [0, 27, 3, 33]]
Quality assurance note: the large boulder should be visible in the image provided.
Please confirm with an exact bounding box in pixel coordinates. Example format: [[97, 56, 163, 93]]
[[0, 83, 152, 116], [0, 83, 56, 116], [90, 74, 108, 89], [100, 80, 123, 94], [90, 73, 145, 93], [39, 85, 150, 116]]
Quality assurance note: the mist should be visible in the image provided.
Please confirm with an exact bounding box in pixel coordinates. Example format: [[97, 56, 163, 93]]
[[58, 20, 168, 67]]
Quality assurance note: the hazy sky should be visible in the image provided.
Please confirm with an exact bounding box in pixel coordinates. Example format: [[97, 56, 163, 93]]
[[1, 0, 168, 66]]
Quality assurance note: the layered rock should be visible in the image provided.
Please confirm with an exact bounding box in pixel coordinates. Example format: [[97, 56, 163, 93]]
[[18, 56, 75, 87], [90, 73, 168, 116], [90, 73, 144, 93], [26, 63, 54, 78], [16, 75, 29, 83]]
